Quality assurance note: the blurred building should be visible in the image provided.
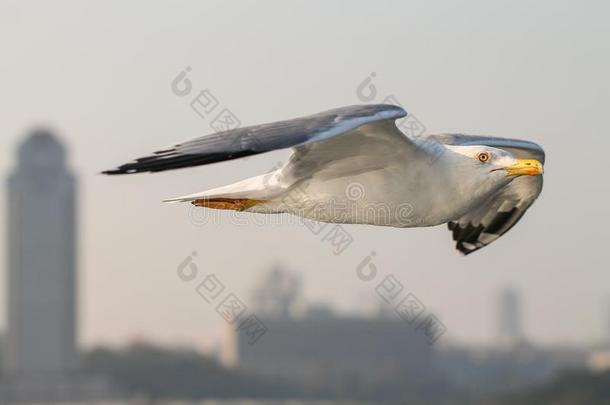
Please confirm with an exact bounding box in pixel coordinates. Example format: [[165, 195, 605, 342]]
[[0, 130, 113, 403], [497, 287, 524, 347], [436, 287, 589, 397], [235, 311, 435, 381], [251, 264, 302, 319], [606, 299, 610, 348], [4, 130, 78, 376], [223, 267, 436, 386], [585, 301, 610, 372]]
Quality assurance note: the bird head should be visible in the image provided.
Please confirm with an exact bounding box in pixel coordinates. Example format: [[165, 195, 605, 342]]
[[438, 145, 544, 212], [442, 145, 544, 204], [446, 145, 544, 179]]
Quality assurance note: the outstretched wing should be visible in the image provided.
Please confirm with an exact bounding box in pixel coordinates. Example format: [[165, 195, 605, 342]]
[[434, 134, 545, 255], [103, 104, 407, 174]]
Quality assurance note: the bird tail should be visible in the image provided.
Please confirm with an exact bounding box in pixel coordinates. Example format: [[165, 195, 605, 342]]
[[164, 172, 286, 213]]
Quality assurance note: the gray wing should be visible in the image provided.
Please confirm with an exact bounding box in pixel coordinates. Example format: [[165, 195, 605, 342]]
[[433, 134, 545, 255], [103, 104, 407, 174]]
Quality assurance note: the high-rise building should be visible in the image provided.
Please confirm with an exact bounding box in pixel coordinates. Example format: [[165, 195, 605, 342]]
[[5, 130, 78, 375], [1, 130, 113, 402], [606, 299, 610, 348], [498, 287, 524, 347]]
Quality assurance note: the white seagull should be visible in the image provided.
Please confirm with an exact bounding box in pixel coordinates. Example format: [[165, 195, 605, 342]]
[[104, 104, 545, 255]]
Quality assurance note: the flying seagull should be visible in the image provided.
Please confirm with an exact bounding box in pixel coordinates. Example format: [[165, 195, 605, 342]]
[[104, 104, 544, 255]]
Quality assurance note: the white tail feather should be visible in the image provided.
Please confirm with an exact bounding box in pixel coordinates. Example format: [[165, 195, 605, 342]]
[[163, 172, 284, 203]]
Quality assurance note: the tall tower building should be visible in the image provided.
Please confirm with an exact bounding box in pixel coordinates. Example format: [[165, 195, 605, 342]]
[[606, 299, 610, 348], [497, 288, 524, 348], [4, 130, 78, 375]]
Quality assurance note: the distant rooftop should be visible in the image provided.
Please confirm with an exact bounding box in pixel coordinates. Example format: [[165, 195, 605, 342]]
[[17, 128, 67, 170]]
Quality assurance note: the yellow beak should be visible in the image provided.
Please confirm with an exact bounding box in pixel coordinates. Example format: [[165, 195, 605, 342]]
[[505, 159, 544, 176]]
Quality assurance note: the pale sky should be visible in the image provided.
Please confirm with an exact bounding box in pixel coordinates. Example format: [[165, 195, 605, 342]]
[[0, 0, 609, 350]]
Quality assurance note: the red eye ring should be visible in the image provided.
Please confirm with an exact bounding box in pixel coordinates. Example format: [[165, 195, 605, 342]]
[[477, 152, 491, 163]]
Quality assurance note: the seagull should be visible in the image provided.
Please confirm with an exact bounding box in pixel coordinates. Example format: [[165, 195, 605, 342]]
[[104, 104, 544, 255]]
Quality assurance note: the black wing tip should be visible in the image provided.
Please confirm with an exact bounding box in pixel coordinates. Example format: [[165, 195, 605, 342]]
[[101, 161, 174, 175], [102, 149, 256, 175], [101, 167, 139, 175], [456, 244, 480, 256], [448, 222, 486, 256]]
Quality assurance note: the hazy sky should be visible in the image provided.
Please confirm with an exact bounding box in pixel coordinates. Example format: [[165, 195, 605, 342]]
[[1, 0, 609, 350]]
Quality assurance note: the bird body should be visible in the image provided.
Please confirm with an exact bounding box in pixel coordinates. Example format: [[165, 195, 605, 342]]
[[105, 104, 545, 254]]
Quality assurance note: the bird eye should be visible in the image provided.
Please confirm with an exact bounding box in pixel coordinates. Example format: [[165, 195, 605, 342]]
[[477, 152, 491, 163]]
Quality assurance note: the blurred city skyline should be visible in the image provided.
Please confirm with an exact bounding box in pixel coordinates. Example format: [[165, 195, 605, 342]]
[[0, 0, 609, 352]]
